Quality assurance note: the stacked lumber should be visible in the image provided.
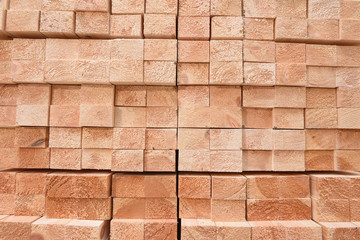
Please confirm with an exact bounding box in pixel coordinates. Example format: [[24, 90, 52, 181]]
[[111, 173, 177, 239], [319, 222, 360, 240], [0, 0, 360, 239], [31, 217, 110, 240], [45, 171, 112, 220], [246, 174, 311, 221], [310, 172, 360, 240], [15, 171, 51, 216], [2, 43, 360, 172], [0, 0, 358, 42], [0, 170, 111, 239], [112, 173, 177, 219], [0, 84, 179, 171], [178, 86, 242, 172], [0, 216, 41, 239], [0, 1, 7, 38], [275, 0, 360, 43], [0, 170, 17, 215], [182, 220, 322, 240], [0, 38, 179, 85], [0, 39, 360, 87], [179, 173, 246, 221], [2, 170, 360, 239], [311, 173, 360, 222], [111, 219, 177, 240], [0, 215, 109, 240], [4, 84, 360, 172]]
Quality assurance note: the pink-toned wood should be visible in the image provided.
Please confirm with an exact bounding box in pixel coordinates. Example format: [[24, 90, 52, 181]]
[[46, 197, 112, 220], [308, 19, 339, 41], [111, 219, 144, 240], [75, 12, 110, 38], [178, 41, 209, 62], [82, 149, 111, 170], [74, 0, 109, 12], [276, 0, 307, 18], [40, 11, 76, 38], [178, 16, 210, 40], [179, 0, 210, 16], [115, 86, 146, 106], [111, 150, 143, 172], [112, 0, 144, 14], [144, 14, 176, 39], [179, 173, 211, 199], [211, 0, 242, 16], [147, 86, 177, 107], [144, 39, 177, 61], [177, 63, 209, 85], [244, 40, 275, 63], [6, 10, 44, 37], [244, 18, 273, 40], [145, 128, 177, 150], [211, 16, 243, 40], [50, 148, 82, 170], [144, 150, 176, 172], [145, 0, 177, 14], [0, 216, 40, 239], [275, 17, 307, 41], [46, 171, 111, 198]]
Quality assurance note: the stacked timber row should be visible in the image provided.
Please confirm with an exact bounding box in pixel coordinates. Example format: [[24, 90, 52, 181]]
[[0, 0, 360, 239]]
